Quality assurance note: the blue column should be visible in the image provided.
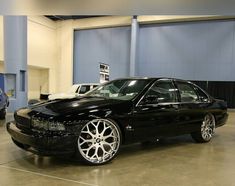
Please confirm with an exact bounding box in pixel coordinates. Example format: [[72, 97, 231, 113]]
[[129, 16, 139, 77], [4, 16, 27, 112]]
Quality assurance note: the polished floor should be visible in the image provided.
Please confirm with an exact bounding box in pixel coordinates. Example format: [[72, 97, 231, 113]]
[[0, 111, 235, 186]]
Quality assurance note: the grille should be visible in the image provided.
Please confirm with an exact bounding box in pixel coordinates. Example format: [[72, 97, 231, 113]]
[[15, 114, 31, 130]]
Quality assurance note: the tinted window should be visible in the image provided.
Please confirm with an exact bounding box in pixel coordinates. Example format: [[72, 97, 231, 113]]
[[176, 82, 199, 102], [79, 85, 91, 94], [144, 80, 178, 103], [196, 87, 209, 102]]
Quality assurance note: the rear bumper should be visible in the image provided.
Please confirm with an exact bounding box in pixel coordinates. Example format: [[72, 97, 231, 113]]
[[7, 122, 77, 156], [216, 112, 229, 128]]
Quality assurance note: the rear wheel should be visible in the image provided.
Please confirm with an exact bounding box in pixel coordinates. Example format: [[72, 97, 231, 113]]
[[0, 108, 6, 120], [191, 113, 215, 143], [77, 119, 121, 165]]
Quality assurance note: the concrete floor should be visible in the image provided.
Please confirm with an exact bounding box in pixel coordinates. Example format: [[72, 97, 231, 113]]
[[0, 112, 235, 186]]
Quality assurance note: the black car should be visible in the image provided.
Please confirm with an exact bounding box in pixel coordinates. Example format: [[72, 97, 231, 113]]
[[0, 88, 9, 119], [7, 78, 228, 165]]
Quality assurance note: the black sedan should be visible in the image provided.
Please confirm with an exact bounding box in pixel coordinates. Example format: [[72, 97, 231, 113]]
[[7, 78, 228, 165]]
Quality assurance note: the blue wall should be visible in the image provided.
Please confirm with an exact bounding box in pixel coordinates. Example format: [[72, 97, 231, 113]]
[[74, 20, 235, 83], [137, 20, 235, 81], [73, 27, 131, 83], [4, 16, 28, 112], [0, 74, 4, 92]]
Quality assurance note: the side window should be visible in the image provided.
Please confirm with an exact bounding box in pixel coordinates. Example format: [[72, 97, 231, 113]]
[[176, 82, 199, 102], [79, 85, 91, 94], [143, 80, 178, 104], [196, 87, 209, 102]]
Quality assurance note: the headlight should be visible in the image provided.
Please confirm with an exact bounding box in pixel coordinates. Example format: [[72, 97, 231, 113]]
[[31, 118, 48, 130], [31, 117, 65, 131]]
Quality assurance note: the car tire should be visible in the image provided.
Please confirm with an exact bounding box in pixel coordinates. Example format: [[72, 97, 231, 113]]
[[191, 113, 215, 143], [76, 119, 122, 165], [0, 108, 6, 120]]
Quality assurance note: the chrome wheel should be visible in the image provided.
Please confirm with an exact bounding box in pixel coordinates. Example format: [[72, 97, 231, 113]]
[[201, 114, 215, 141], [78, 119, 121, 164]]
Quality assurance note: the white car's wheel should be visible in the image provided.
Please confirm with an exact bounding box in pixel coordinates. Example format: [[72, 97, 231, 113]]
[[77, 119, 121, 165]]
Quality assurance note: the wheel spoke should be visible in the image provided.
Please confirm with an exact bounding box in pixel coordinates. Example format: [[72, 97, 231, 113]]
[[91, 146, 98, 159], [100, 123, 112, 136], [104, 131, 116, 140], [103, 141, 116, 151], [79, 137, 93, 146], [81, 125, 95, 138]]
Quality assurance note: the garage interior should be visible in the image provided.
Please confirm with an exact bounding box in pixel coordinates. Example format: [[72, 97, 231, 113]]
[[0, 15, 235, 185]]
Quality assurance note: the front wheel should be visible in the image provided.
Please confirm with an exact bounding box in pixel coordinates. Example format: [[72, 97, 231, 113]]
[[191, 113, 215, 143], [77, 119, 122, 165]]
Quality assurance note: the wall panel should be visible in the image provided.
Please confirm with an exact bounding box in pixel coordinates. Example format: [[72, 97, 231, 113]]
[[137, 20, 235, 81], [73, 27, 131, 83]]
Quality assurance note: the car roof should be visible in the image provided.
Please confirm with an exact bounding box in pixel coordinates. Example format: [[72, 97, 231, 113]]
[[73, 83, 99, 86], [73, 78, 192, 85], [113, 77, 190, 82]]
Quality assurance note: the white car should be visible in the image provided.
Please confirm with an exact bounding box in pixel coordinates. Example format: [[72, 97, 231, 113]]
[[48, 83, 99, 100]]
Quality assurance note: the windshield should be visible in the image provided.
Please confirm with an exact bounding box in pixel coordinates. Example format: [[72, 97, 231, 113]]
[[86, 79, 150, 100]]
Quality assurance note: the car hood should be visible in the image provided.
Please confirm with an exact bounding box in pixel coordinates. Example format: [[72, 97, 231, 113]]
[[29, 96, 129, 116]]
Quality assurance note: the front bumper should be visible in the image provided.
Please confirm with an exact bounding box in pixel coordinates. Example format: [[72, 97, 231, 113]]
[[7, 122, 78, 156]]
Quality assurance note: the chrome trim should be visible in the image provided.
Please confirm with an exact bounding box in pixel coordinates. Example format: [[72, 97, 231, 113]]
[[137, 101, 209, 107]]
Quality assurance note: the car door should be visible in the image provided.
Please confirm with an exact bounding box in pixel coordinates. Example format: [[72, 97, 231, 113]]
[[174, 81, 206, 133], [132, 79, 180, 141]]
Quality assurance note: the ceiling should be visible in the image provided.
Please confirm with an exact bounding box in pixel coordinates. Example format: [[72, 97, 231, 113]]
[[45, 15, 104, 21]]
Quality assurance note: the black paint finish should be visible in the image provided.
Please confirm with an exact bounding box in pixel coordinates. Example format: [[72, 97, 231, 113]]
[[7, 78, 228, 156]]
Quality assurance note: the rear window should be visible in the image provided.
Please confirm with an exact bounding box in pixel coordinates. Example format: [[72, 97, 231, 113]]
[[196, 87, 209, 102], [176, 82, 199, 102], [79, 85, 91, 94]]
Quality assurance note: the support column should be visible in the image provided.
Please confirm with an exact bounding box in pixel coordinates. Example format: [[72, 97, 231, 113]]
[[129, 15, 139, 77], [4, 16, 27, 112]]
